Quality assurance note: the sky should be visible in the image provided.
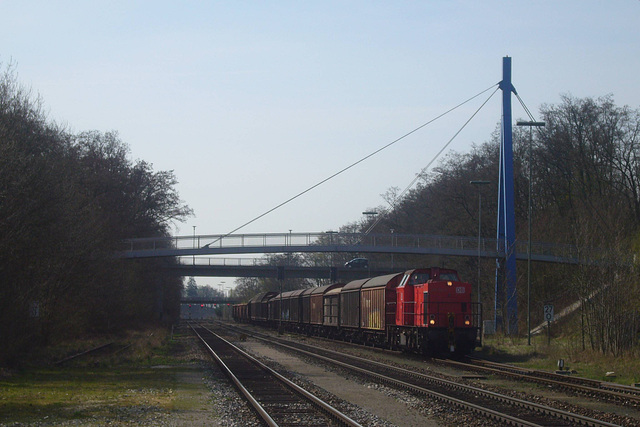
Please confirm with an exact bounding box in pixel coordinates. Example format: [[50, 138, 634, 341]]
[[2, 1, 639, 289]]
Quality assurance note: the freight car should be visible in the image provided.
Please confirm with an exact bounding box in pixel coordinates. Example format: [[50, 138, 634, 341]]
[[248, 291, 277, 323], [233, 267, 481, 355]]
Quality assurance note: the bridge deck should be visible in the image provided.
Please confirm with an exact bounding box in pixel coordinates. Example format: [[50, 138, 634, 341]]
[[122, 232, 585, 264]]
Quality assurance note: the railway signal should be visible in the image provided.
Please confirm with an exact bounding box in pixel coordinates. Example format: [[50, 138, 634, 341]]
[[544, 304, 554, 344]]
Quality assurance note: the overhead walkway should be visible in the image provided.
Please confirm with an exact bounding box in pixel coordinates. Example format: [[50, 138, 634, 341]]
[[122, 232, 587, 265]]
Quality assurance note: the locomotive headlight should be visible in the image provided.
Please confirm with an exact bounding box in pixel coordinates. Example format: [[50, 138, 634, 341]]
[[464, 315, 471, 326], [447, 281, 452, 286], [429, 314, 436, 325]]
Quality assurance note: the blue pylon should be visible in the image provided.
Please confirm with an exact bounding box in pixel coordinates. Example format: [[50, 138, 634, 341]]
[[496, 57, 518, 335]]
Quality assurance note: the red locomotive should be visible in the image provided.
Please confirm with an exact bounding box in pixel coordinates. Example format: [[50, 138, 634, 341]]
[[233, 267, 481, 355]]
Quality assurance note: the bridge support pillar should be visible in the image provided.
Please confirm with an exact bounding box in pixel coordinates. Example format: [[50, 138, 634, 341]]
[[496, 57, 518, 335]]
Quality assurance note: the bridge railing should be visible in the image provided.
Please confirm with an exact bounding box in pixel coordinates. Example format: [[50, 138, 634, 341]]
[[124, 232, 321, 251], [178, 257, 269, 266], [126, 232, 489, 251], [124, 232, 583, 262]]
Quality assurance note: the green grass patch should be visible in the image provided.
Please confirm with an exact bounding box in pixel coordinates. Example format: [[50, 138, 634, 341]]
[[0, 325, 209, 424], [0, 365, 178, 424], [479, 333, 640, 386]]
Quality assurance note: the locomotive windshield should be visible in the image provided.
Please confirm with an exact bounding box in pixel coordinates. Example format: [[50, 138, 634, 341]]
[[439, 272, 460, 281], [408, 273, 430, 285]]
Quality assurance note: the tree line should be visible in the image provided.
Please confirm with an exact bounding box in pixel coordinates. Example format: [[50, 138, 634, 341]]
[[0, 64, 192, 366], [234, 94, 640, 356], [184, 277, 225, 299]]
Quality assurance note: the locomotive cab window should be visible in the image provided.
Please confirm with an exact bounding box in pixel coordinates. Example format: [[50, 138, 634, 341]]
[[439, 272, 460, 281], [408, 273, 430, 285], [398, 275, 409, 288]]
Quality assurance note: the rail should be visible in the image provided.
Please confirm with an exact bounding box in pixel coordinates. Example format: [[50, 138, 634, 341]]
[[440, 357, 640, 406], [221, 322, 621, 427], [189, 322, 362, 426]]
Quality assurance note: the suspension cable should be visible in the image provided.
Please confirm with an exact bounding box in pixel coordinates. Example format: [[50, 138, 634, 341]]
[[205, 83, 500, 246], [364, 86, 500, 234], [515, 92, 538, 122]]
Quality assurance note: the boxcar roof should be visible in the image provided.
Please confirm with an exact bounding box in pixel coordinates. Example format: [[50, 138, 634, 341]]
[[266, 293, 283, 302], [361, 272, 404, 289], [324, 284, 345, 296], [341, 277, 372, 291], [310, 283, 345, 295], [301, 287, 315, 296], [279, 290, 298, 298], [248, 291, 278, 303], [289, 289, 306, 297]]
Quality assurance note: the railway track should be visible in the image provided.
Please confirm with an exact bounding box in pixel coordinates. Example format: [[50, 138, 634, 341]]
[[220, 322, 622, 427], [434, 357, 640, 406], [188, 322, 362, 426]]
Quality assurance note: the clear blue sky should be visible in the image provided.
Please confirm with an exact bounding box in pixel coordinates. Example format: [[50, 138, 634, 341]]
[[3, 1, 639, 288]]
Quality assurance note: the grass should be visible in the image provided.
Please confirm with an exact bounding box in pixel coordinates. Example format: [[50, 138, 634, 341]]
[[4, 322, 639, 424], [0, 325, 210, 425], [479, 332, 640, 386], [0, 366, 175, 423]]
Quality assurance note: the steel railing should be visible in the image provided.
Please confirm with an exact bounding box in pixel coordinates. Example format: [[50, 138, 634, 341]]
[[123, 232, 590, 264]]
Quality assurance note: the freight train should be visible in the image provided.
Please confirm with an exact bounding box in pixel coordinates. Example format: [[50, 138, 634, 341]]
[[232, 267, 482, 355]]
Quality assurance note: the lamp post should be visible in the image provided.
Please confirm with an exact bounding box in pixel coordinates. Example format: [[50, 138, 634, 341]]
[[470, 181, 490, 309], [325, 231, 338, 266], [288, 229, 292, 266], [516, 120, 545, 345], [192, 225, 196, 265]]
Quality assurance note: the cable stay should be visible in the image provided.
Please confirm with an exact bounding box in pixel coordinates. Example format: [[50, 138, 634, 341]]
[[515, 92, 539, 123], [363, 85, 500, 235], [205, 83, 500, 248]]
